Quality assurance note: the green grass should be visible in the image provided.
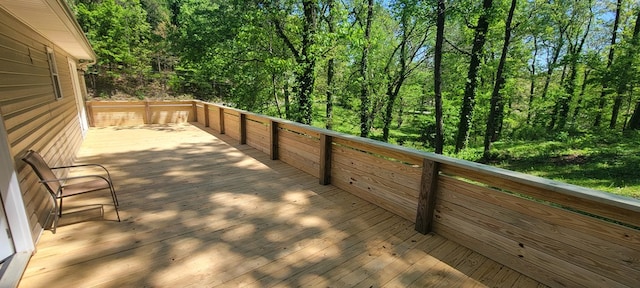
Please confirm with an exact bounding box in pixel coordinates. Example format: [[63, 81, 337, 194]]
[[457, 131, 640, 199]]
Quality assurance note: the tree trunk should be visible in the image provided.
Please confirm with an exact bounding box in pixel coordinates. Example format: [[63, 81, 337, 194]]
[[284, 80, 290, 119], [359, 0, 374, 137], [628, 100, 640, 130], [433, 0, 445, 154], [484, 0, 516, 158], [624, 9, 640, 130], [540, 34, 564, 101], [527, 36, 537, 124], [271, 1, 318, 125], [553, 5, 592, 131], [572, 68, 591, 122], [610, 95, 624, 129], [382, 8, 410, 142], [297, 0, 318, 125], [594, 0, 622, 128], [272, 73, 283, 118], [325, 0, 335, 130], [614, 4, 640, 129], [455, 0, 493, 153]]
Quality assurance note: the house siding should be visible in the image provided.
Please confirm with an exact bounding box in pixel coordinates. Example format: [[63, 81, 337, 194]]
[[0, 8, 85, 242]]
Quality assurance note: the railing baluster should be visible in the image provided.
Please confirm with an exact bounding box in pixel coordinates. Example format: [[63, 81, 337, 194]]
[[219, 107, 225, 134], [270, 120, 279, 160], [204, 103, 210, 127], [239, 113, 246, 145], [415, 158, 439, 234], [191, 102, 198, 123], [319, 134, 332, 185], [144, 101, 151, 124]]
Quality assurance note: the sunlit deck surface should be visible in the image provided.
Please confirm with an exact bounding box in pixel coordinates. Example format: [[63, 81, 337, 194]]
[[19, 123, 545, 287]]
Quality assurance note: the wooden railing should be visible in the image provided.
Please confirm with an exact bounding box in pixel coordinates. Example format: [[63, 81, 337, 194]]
[[87, 100, 640, 288]]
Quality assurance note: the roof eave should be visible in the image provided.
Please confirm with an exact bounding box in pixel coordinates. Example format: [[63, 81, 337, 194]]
[[0, 0, 97, 65]]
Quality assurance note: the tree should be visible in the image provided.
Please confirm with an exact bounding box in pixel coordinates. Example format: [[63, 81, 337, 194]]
[[623, 8, 640, 130], [534, 1, 570, 126], [433, 0, 445, 154], [549, 0, 593, 131], [381, 0, 431, 142], [272, 0, 319, 124], [594, 0, 622, 128], [325, 0, 336, 129], [358, 0, 374, 137], [454, 0, 493, 153], [484, 0, 517, 157], [75, 0, 152, 95]]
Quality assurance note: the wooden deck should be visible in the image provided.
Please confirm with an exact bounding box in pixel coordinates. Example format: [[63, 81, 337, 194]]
[[19, 123, 544, 288]]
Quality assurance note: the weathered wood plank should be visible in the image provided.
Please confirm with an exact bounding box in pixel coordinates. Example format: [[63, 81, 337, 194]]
[[437, 176, 640, 278], [415, 159, 439, 234], [245, 120, 270, 155], [440, 163, 640, 227], [434, 207, 626, 287], [331, 144, 421, 192], [333, 137, 423, 166], [331, 162, 416, 221], [319, 134, 332, 185]]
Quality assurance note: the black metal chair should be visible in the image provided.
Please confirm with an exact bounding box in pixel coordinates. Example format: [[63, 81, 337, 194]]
[[22, 150, 120, 233]]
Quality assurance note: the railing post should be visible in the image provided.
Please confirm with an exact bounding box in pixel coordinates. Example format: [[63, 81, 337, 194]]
[[270, 120, 279, 160], [144, 101, 151, 124], [319, 134, 332, 185], [86, 102, 95, 127], [192, 101, 198, 123], [219, 107, 225, 134], [239, 113, 246, 145], [204, 103, 210, 127], [415, 158, 440, 234]]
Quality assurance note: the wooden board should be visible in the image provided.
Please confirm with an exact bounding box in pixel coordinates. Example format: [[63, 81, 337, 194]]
[[332, 144, 421, 193], [331, 161, 417, 221], [440, 163, 640, 227], [435, 175, 638, 287], [223, 112, 240, 140], [333, 137, 423, 166], [207, 107, 221, 133], [245, 118, 270, 155]]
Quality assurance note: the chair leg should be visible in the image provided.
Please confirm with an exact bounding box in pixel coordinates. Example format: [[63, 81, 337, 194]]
[[108, 184, 121, 222], [51, 198, 60, 234], [58, 197, 63, 217], [110, 184, 119, 206]]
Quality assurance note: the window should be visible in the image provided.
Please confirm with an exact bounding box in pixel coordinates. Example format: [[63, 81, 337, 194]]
[[46, 47, 63, 100]]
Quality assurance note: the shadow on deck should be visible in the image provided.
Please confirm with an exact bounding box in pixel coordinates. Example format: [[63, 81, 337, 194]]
[[19, 123, 544, 287]]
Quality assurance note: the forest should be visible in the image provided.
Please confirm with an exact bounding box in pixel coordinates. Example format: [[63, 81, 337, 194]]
[[67, 0, 640, 197]]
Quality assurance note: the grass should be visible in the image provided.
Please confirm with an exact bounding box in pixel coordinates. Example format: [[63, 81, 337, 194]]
[[308, 102, 640, 200], [457, 131, 640, 199]]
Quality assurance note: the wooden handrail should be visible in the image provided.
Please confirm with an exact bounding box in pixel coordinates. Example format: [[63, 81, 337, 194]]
[[192, 100, 640, 213], [87, 100, 640, 215], [87, 99, 640, 287]]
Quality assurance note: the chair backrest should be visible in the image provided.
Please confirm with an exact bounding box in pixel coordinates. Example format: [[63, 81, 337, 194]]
[[22, 150, 62, 195]]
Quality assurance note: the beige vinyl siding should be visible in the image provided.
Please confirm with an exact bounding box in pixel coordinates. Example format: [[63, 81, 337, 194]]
[[0, 8, 85, 243]]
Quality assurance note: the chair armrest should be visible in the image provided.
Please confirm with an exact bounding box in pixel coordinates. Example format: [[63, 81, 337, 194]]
[[52, 164, 113, 181], [39, 174, 111, 185]]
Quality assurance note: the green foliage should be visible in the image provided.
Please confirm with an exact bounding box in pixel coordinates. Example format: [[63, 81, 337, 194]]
[[71, 0, 640, 197], [483, 131, 640, 199]]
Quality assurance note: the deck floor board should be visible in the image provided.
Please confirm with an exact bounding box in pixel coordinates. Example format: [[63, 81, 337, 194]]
[[19, 123, 544, 288]]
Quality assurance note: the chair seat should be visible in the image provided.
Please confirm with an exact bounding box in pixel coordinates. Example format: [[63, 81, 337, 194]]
[[62, 179, 111, 197]]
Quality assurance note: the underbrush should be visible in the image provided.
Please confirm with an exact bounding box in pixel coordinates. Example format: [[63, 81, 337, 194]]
[[457, 131, 640, 199]]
